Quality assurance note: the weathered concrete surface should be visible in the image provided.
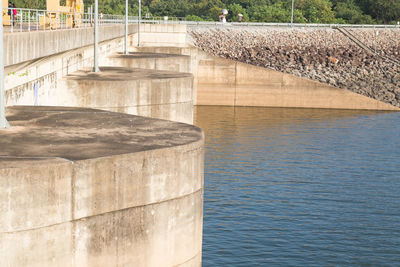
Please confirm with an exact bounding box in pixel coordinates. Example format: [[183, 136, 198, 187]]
[[4, 24, 192, 123], [5, 31, 130, 108], [4, 24, 138, 67], [196, 57, 400, 110], [135, 46, 399, 110], [189, 27, 400, 108], [57, 66, 194, 123], [105, 52, 191, 73], [0, 106, 204, 267], [132, 24, 187, 48]]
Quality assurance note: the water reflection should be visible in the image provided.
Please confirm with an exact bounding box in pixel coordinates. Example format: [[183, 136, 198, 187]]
[[195, 106, 400, 266]]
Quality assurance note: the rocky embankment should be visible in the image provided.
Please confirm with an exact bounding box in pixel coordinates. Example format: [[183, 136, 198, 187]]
[[189, 27, 400, 107]]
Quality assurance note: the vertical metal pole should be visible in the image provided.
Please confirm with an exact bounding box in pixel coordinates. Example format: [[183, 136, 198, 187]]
[[10, 9, 13, 33], [124, 0, 128, 54], [291, 0, 294, 27], [90, 5, 92, 26], [138, 0, 141, 47], [20, 9, 22, 32], [28, 10, 30, 31], [92, 0, 99, 72], [36, 11, 38, 31], [290, 0, 294, 27], [0, 0, 9, 128]]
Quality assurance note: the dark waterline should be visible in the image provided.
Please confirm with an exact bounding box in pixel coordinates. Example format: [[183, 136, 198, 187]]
[[194, 106, 400, 266]]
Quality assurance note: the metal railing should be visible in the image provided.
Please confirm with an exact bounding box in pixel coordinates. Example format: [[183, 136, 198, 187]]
[[2, 8, 143, 32], [2, 8, 187, 33], [183, 21, 400, 29], [2, 7, 399, 33]]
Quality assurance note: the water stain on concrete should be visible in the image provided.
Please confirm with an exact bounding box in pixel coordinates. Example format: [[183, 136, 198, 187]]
[[1, 106, 203, 162]]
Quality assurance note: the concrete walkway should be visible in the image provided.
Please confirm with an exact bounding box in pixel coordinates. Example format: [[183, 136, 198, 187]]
[[1, 106, 201, 161]]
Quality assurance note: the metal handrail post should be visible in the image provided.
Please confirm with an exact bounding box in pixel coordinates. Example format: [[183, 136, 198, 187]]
[[10, 9, 13, 33], [92, 0, 99, 72], [20, 9, 22, 32], [138, 0, 141, 46], [0, 2, 9, 128], [291, 0, 294, 27], [124, 0, 128, 54], [28, 10, 30, 31]]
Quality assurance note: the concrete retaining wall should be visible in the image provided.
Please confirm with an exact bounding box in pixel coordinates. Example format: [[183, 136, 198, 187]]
[[132, 24, 187, 48], [196, 57, 399, 110], [135, 46, 399, 111], [5, 24, 193, 123], [5, 30, 128, 106], [4, 24, 137, 67]]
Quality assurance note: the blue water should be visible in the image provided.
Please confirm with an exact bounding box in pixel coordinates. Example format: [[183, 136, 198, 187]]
[[194, 106, 400, 266]]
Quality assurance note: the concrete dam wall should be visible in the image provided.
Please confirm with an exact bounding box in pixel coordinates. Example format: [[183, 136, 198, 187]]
[[5, 24, 192, 123], [1, 24, 202, 266], [135, 45, 399, 111], [189, 27, 400, 109], [4, 24, 138, 67], [2, 22, 399, 267]]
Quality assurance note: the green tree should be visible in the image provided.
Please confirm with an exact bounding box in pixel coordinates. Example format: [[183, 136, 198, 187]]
[[356, 0, 400, 24], [186, 14, 204, 21], [227, 3, 249, 22], [297, 0, 336, 23], [249, 2, 305, 23], [13, 0, 398, 25], [334, 0, 374, 24]]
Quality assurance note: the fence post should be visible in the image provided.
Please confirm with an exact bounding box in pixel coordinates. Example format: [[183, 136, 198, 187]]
[[92, 0, 99, 72], [124, 0, 128, 54], [0, 1, 9, 128], [138, 0, 141, 46], [28, 10, 30, 31], [20, 9, 22, 32], [10, 9, 13, 33]]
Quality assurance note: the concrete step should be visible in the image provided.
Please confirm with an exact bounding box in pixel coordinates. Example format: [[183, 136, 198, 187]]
[[104, 52, 191, 73], [134, 46, 193, 56], [57, 66, 194, 124]]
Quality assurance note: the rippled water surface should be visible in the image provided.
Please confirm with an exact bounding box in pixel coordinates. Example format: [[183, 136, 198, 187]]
[[194, 106, 400, 266]]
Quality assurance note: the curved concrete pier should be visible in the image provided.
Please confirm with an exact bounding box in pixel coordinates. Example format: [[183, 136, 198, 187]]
[[0, 106, 204, 267], [59, 67, 194, 123]]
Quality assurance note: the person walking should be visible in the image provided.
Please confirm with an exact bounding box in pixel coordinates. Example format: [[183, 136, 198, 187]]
[[8, 2, 13, 26], [12, 4, 17, 26]]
